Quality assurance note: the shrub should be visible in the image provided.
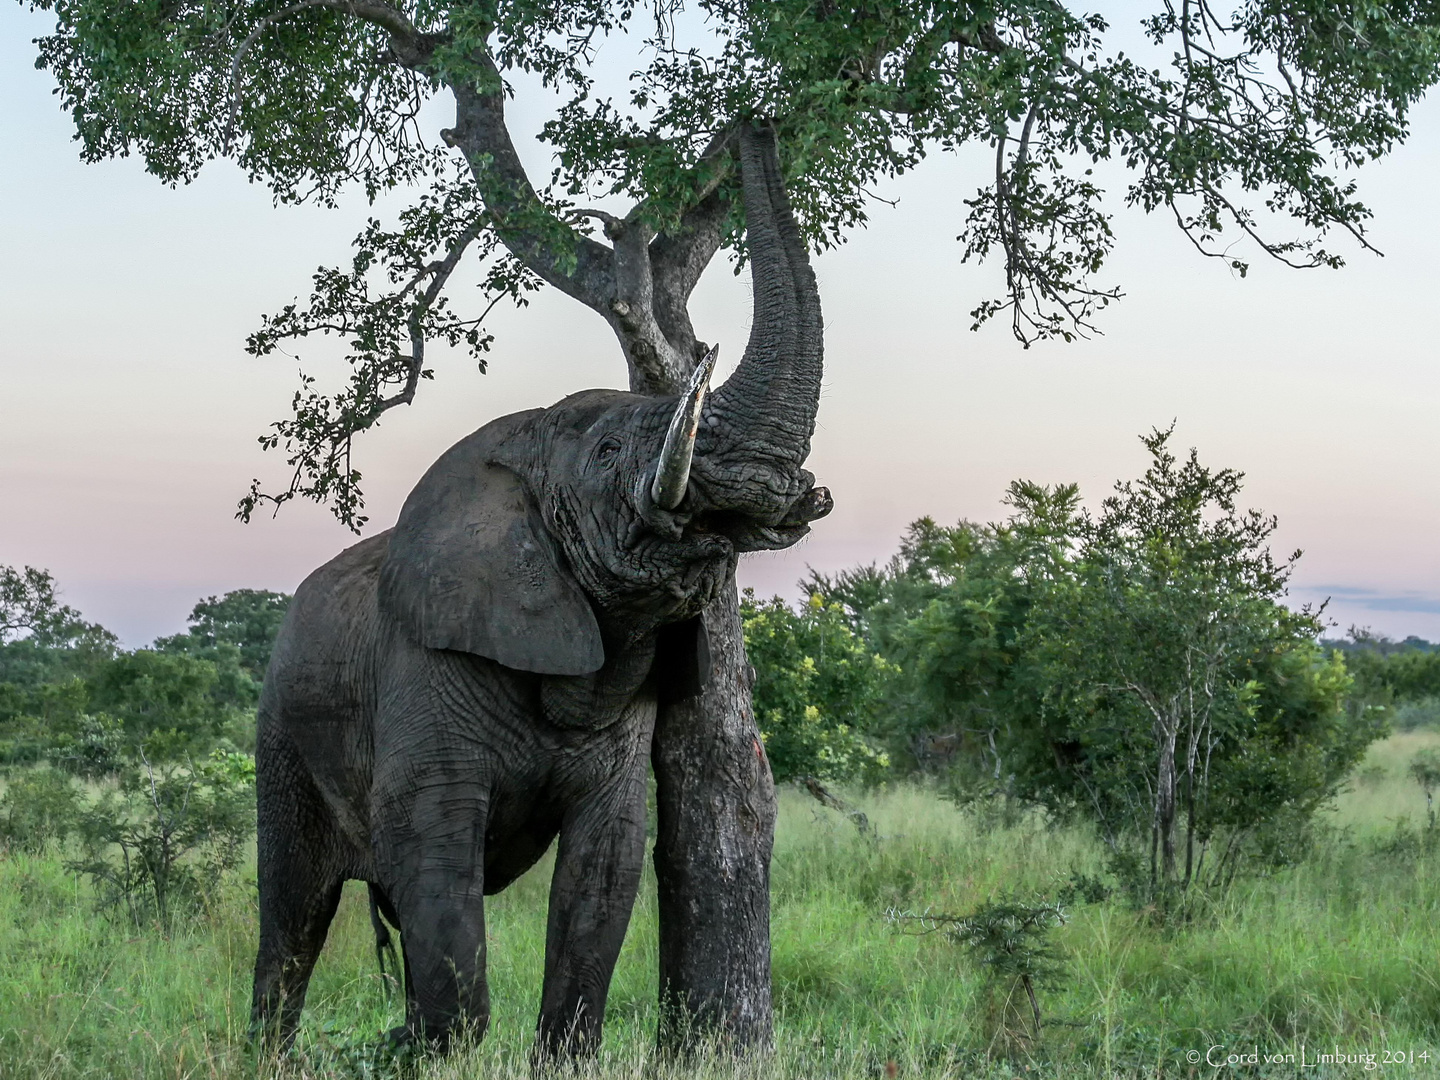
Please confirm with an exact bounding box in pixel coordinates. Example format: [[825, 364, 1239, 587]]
[[890, 896, 1069, 1048], [743, 590, 894, 783], [0, 767, 80, 854], [68, 750, 256, 928]]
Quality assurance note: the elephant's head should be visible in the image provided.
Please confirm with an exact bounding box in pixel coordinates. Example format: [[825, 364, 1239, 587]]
[[378, 125, 830, 677]]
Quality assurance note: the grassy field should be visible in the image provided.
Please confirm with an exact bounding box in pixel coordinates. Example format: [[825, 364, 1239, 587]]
[[3, 733, 1440, 1079]]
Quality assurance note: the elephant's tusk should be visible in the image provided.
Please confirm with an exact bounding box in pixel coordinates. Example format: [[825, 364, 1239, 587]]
[[651, 344, 719, 511]]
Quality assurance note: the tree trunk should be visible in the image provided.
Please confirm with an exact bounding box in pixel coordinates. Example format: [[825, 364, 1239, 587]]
[[447, 79, 780, 1049], [1154, 718, 1178, 888], [652, 583, 776, 1051]]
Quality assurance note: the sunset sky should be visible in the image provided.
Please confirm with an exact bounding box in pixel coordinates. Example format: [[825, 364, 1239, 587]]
[[3, 5, 1438, 647]]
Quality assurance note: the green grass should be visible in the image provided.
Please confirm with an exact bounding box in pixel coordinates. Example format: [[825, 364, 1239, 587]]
[[5, 738, 1440, 1078]]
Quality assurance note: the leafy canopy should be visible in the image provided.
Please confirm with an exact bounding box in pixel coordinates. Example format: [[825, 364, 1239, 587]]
[[27, 0, 1440, 524], [36, 0, 1440, 268]]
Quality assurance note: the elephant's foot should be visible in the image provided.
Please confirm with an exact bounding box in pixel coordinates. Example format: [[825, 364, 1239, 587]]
[[382, 1024, 416, 1048], [383, 1016, 487, 1057]]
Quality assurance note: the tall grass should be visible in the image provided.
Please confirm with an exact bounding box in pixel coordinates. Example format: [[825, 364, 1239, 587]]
[[3, 733, 1440, 1078]]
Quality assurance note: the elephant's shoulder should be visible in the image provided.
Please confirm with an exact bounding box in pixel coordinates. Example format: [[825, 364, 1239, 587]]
[[422, 408, 546, 480], [273, 532, 393, 670], [262, 532, 393, 724], [298, 531, 392, 599]]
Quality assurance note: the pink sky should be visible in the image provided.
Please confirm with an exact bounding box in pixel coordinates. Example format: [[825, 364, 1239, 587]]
[[3, 8, 1439, 646]]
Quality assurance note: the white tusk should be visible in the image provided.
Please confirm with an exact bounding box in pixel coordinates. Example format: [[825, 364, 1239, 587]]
[[650, 344, 720, 511]]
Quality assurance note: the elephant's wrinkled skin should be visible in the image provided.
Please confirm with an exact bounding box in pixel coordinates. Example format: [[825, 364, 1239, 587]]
[[249, 125, 829, 1056]]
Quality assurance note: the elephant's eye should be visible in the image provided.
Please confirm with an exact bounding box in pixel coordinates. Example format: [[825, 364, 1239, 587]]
[[594, 438, 622, 468]]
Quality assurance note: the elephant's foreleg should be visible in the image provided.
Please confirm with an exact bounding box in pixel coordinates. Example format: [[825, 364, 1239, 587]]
[[535, 762, 648, 1058], [379, 785, 491, 1049]]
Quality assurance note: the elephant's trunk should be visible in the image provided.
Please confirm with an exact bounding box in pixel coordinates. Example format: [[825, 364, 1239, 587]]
[[690, 124, 824, 524]]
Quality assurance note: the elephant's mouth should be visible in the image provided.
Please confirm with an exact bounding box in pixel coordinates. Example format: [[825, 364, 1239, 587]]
[[686, 485, 833, 553]]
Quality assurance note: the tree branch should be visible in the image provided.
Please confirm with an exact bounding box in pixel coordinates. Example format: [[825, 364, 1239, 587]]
[[309, 0, 436, 62], [648, 188, 730, 365], [448, 53, 616, 314], [387, 215, 489, 412]]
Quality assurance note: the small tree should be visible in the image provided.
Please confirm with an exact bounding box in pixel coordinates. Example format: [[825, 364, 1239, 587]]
[[69, 750, 256, 929], [890, 897, 1068, 1047], [1015, 429, 1376, 900]]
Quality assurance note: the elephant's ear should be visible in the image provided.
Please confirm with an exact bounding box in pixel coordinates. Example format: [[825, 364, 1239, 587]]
[[379, 460, 604, 675], [654, 616, 712, 704]]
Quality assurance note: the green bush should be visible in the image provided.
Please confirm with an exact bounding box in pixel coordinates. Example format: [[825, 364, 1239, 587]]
[[742, 590, 894, 783], [801, 432, 1385, 904], [68, 750, 256, 929], [0, 767, 80, 854], [87, 650, 254, 762]]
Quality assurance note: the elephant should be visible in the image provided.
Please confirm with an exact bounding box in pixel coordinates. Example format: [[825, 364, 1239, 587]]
[[249, 123, 830, 1057]]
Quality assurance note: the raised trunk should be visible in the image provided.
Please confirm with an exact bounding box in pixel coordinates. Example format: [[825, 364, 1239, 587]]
[[694, 128, 824, 520], [653, 585, 776, 1050], [706, 128, 823, 441]]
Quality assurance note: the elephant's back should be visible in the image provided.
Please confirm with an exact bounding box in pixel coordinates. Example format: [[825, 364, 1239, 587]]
[[259, 532, 392, 854], [264, 531, 391, 715]]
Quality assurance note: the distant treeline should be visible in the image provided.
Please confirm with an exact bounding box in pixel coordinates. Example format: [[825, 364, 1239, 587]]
[[0, 568, 290, 770], [1319, 631, 1440, 729]]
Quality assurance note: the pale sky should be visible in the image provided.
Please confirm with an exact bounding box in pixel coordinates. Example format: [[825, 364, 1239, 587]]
[[3, 6, 1439, 647]]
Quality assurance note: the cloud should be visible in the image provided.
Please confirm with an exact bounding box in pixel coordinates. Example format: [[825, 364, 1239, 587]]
[[1298, 585, 1440, 615]]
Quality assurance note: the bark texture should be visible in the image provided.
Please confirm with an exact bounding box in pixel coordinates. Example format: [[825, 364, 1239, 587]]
[[653, 584, 776, 1050]]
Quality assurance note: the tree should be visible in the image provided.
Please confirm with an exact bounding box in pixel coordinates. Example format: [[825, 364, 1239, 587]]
[[26, 0, 1440, 1044], [0, 565, 115, 659], [0, 565, 73, 644], [994, 430, 1376, 900], [154, 589, 292, 683], [847, 432, 1380, 900], [0, 566, 120, 768], [809, 511, 1060, 777]]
